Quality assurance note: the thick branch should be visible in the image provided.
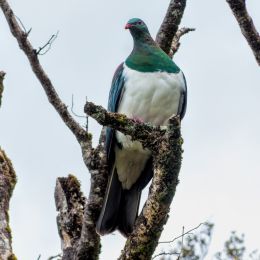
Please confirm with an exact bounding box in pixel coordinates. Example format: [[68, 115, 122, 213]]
[[0, 0, 88, 142], [55, 175, 85, 260], [226, 0, 260, 66], [75, 140, 107, 260], [156, 0, 187, 54], [0, 149, 17, 260], [84, 102, 165, 149], [85, 101, 183, 259], [0, 2, 103, 256]]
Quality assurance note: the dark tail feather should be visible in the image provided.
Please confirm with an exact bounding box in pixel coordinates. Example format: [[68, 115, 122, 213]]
[[96, 165, 122, 235], [117, 187, 141, 237]]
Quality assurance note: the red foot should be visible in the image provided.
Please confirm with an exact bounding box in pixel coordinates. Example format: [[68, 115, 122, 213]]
[[132, 116, 144, 123]]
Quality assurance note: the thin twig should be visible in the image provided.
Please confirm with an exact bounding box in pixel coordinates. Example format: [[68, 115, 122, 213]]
[[158, 223, 204, 244], [47, 253, 62, 260], [36, 31, 59, 55], [0, 0, 88, 143], [71, 94, 86, 118], [14, 14, 31, 36], [170, 27, 195, 57]]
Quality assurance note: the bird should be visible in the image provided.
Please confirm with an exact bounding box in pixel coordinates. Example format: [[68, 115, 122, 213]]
[[96, 18, 187, 237]]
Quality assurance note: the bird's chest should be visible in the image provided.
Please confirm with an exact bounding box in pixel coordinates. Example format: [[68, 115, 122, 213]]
[[117, 66, 183, 127]]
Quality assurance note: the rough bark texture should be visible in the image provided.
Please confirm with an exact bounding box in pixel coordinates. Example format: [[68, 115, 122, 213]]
[[226, 0, 260, 66], [55, 175, 85, 259], [0, 150, 17, 260], [0, 71, 5, 107], [0, 1, 104, 258], [169, 27, 195, 58], [0, 0, 188, 259], [156, 0, 187, 54], [75, 138, 107, 260], [0, 0, 87, 143], [85, 102, 183, 260]]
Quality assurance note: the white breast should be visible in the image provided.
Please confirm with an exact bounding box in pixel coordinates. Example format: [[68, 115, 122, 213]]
[[118, 65, 185, 125], [115, 64, 185, 189]]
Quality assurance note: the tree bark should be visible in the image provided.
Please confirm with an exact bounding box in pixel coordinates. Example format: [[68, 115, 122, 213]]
[[226, 0, 260, 66]]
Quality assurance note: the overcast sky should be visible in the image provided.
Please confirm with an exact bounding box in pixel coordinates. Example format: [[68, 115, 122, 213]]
[[1, 0, 260, 259]]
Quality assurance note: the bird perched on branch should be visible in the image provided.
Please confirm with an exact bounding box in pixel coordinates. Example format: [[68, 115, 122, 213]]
[[96, 18, 187, 237]]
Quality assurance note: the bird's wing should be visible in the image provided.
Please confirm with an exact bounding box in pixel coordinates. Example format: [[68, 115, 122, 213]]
[[106, 62, 125, 162], [178, 71, 188, 120]]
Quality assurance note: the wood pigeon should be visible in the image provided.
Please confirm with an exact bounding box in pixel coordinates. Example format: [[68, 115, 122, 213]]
[[96, 18, 187, 237]]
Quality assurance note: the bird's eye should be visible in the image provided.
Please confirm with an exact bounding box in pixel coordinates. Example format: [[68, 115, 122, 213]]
[[138, 21, 142, 25]]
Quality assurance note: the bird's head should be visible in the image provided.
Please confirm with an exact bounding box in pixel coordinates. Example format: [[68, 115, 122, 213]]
[[125, 18, 150, 37]]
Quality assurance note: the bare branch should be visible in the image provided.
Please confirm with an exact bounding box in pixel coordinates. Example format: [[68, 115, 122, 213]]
[[226, 0, 260, 66], [170, 27, 195, 57], [36, 31, 59, 55], [0, 149, 17, 260], [55, 175, 85, 259], [0, 0, 88, 143], [84, 101, 183, 259], [0, 71, 5, 107], [14, 15, 31, 36], [47, 254, 62, 260], [158, 222, 204, 244], [156, 0, 187, 54]]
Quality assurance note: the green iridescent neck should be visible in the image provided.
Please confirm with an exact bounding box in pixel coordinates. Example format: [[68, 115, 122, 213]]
[[125, 32, 180, 73]]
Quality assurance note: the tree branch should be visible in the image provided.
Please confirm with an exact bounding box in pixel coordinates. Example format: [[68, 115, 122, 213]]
[[0, 71, 5, 107], [85, 102, 183, 259], [0, 0, 88, 143], [55, 175, 85, 259], [156, 0, 187, 54], [169, 27, 195, 58], [0, 149, 17, 260], [1, 0, 189, 258], [226, 0, 260, 66], [0, 1, 104, 257]]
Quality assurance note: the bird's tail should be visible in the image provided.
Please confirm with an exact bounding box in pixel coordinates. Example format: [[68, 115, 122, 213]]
[[96, 165, 141, 237], [117, 187, 141, 236]]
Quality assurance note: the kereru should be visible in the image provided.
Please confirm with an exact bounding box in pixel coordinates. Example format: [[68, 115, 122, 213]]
[[96, 18, 187, 237]]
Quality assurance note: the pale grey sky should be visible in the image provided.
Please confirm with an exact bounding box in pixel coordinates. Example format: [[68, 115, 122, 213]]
[[1, 0, 260, 259]]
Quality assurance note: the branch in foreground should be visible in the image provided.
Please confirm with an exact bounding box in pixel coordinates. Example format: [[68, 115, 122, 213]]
[[226, 0, 260, 66], [85, 101, 183, 259], [0, 149, 17, 260], [156, 0, 187, 54], [55, 175, 85, 259]]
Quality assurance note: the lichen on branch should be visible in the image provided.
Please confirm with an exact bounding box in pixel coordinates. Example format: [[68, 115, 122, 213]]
[[0, 149, 17, 260]]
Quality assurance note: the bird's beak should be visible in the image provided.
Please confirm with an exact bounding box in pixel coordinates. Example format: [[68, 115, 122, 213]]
[[125, 23, 132, 29]]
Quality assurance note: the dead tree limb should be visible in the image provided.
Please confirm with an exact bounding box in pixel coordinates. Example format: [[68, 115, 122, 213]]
[[156, 0, 187, 54], [85, 102, 183, 259], [0, 0, 87, 143], [0, 71, 5, 107], [226, 0, 260, 66], [0, 0, 105, 258], [0, 72, 17, 260], [55, 175, 85, 259], [0, 0, 188, 258], [0, 148, 17, 260], [170, 27, 195, 58]]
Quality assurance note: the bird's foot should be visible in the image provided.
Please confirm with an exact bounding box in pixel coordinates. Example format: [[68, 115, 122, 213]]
[[132, 116, 144, 124]]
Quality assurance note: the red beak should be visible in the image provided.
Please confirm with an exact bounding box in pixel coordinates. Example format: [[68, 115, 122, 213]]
[[125, 23, 132, 29]]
